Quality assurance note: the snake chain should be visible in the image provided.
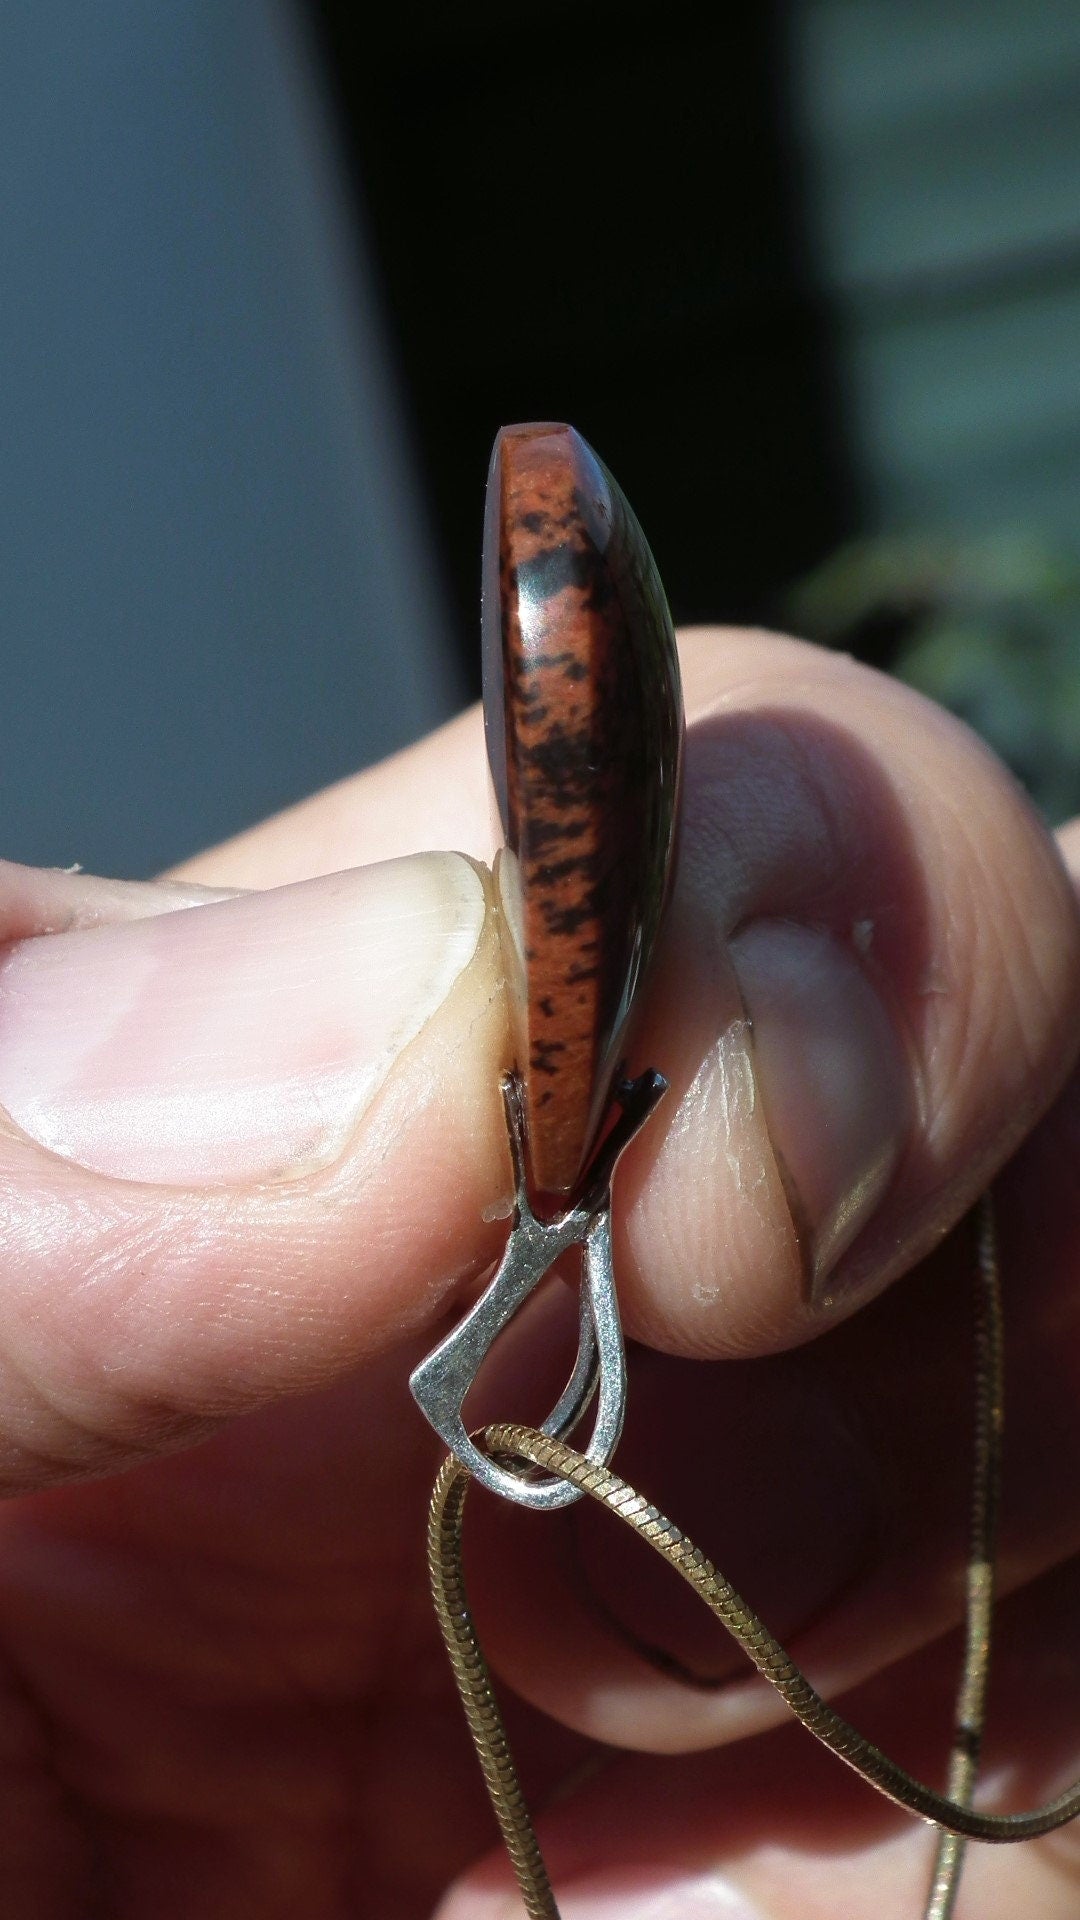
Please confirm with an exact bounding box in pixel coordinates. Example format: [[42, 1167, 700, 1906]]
[[427, 1193, 1080, 1917]]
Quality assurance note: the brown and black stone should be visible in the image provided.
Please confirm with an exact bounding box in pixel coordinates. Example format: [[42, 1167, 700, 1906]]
[[482, 422, 683, 1201]]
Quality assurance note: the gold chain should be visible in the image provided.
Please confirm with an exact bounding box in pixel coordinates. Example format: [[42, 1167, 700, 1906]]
[[925, 1196, 1003, 1919], [427, 1196, 1080, 1916]]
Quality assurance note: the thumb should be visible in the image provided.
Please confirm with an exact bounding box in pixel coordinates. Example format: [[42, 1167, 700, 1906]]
[[0, 854, 510, 1491]]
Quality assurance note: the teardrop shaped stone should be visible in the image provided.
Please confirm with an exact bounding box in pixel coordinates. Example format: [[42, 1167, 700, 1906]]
[[482, 422, 683, 1200]]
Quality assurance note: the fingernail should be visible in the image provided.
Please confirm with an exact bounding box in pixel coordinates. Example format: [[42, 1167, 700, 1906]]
[[0, 854, 486, 1184], [729, 919, 911, 1299], [557, 1871, 766, 1918]]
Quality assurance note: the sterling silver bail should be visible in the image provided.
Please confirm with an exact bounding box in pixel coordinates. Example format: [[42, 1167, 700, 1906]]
[[409, 1070, 666, 1508]]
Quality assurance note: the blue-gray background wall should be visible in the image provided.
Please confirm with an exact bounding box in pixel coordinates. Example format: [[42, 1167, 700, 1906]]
[[2, 1, 461, 876]]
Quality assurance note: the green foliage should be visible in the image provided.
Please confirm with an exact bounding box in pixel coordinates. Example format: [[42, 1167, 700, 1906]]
[[788, 533, 1080, 824]]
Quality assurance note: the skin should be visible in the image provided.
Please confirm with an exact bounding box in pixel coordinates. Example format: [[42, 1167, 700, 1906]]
[[0, 629, 1077, 1917]]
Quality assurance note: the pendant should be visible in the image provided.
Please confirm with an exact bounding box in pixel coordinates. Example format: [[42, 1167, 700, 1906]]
[[410, 423, 683, 1505]]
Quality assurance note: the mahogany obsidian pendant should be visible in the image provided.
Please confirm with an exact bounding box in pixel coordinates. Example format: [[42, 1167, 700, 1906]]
[[483, 422, 683, 1201], [410, 423, 681, 1507]]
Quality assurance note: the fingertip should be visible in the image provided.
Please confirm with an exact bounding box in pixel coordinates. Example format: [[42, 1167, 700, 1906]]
[[614, 636, 1080, 1358]]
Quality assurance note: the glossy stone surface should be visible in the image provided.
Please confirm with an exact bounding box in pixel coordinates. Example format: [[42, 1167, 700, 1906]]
[[482, 422, 683, 1199]]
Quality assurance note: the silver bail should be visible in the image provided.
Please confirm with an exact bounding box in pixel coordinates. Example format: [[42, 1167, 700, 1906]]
[[409, 1070, 665, 1508]]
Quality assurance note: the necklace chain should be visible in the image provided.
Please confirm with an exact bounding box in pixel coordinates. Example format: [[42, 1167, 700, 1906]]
[[428, 1194, 1080, 1918]]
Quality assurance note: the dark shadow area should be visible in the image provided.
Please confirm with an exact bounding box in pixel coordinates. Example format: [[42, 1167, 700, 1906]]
[[307, 0, 858, 689]]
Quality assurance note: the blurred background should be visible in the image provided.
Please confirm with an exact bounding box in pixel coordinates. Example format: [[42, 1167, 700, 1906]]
[[4, 0, 1080, 873]]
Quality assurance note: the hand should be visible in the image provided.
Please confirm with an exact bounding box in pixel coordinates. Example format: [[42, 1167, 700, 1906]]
[[0, 631, 1076, 1919]]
